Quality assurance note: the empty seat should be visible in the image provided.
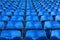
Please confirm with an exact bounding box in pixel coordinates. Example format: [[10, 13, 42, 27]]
[[26, 21, 42, 28], [51, 11, 56, 16], [57, 10, 60, 15], [2, 16, 10, 21], [0, 22, 5, 29], [50, 30, 60, 40], [44, 21, 60, 29], [40, 15, 53, 21], [26, 16, 39, 21], [7, 21, 23, 28], [38, 10, 49, 16], [55, 15, 60, 21], [15, 22, 24, 28], [0, 30, 21, 39], [26, 10, 37, 16], [0, 16, 2, 21], [5, 12, 13, 16], [14, 10, 24, 16], [11, 16, 24, 21], [25, 30, 47, 40]]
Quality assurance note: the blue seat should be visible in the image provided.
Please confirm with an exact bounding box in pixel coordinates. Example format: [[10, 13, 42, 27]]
[[11, 16, 24, 21], [26, 21, 42, 28], [26, 30, 47, 40], [0, 22, 5, 29], [40, 15, 53, 21], [2, 16, 9, 21], [14, 10, 24, 16], [6, 12, 12, 16], [7, 21, 23, 28], [26, 16, 39, 21], [50, 30, 60, 40], [0, 16, 2, 21], [38, 10, 49, 16], [38, 8, 45, 16], [38, 11, 44, 16], [55, 15, 60, 21], [15, 22, 24, 28], [17, 16, 24, 21], [51, 11, 56, 16], [26, 10, 37, 16], [6, 21, 15, 28], [57, 10, 60, 15], [58, 9, 60, 12], [0, 9, 3, 15], [1, 30, 21, 39], [44, 21, 60, 29]]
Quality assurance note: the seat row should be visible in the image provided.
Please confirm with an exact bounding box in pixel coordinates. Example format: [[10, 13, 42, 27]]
[[0, 15, 60, 21], [0, 30, 60, 40], [0, 30, 21, 40], [1, 10, 60, 16], [0, 21, 60, 29], [25, 30, 60, 40]]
